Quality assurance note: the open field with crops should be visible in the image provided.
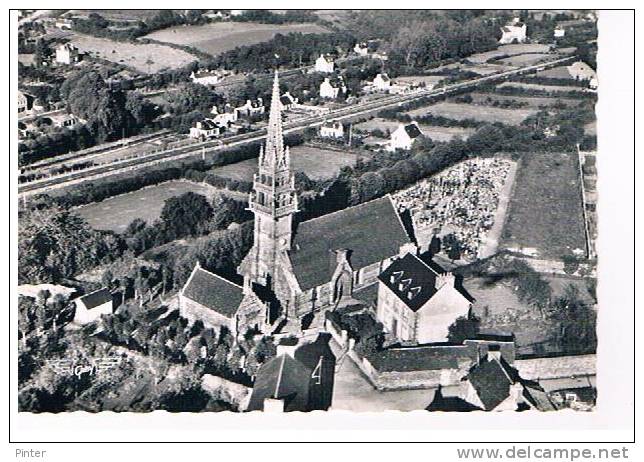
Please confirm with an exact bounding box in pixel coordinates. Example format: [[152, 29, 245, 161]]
[[500, 151, 586, 259], [405, 101, 537, 125], [211, 145, 360, 182], [143, 22, 330, 56], [69, 33, 197, 73], [467, 43, 554, 64], [495, 53, 554, 66], [465, 92, 579, 108], [497, 81, 588, 93]]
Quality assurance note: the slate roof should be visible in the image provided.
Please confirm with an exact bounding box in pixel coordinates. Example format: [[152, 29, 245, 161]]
[[288, 195, 410, 291], [181, 266, 244, 318], [197, 119, 217, 130], [466, 358, 515, 411], [367, 343, 477, 372], [246, 354, 311, 412], [293, 333, 336, 371], [79, 288, 112, 310], [404, 123, 422, 139], [378, 253, 444, 311], [427, 388, 482, 412]]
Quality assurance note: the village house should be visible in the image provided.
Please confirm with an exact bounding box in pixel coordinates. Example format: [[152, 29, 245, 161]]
[[372, 73, 392, 91], [354, 42, 369, 56], [567, 61, 598, 89], [376, 253, 472, 344], [55, 42, 81, 65], [247, 333, 336, 412], [499, 18, 527, 44], [55, 18, 73, 30], [210, 103, 237, 125], [234, 98, 265, 119], [73, 288, 113, 325], [49, 113, 83, 129], [189, 119, 223, 139], [17, 90, 34, 115], [191, 69, 229, 86], [388, 122, 422, 151], [280, 92, 298, 111], [179, 263, 269, 338], [319, 120, 344, 139], [314, 54, 335, 73], [554, 27, 566, 38], [319, 76, 346, 99]]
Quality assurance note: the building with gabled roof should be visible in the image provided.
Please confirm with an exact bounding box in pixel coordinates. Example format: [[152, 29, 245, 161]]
[[314, 54, 334, 73], [388, 122, 422, 151], [234, 98, 265, 119], [179, 263, 269, 337], [499, 18, 527, 44], [372, 73, 391, 91], [55, 42, 81, 65], [189, 119, 223, 139], [319, 120, 344, 139], [376, 253, 472, 344], [74, 288, 113, 325]]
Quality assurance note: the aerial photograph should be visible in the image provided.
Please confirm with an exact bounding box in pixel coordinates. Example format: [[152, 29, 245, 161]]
[[16, 9, 600, 414]]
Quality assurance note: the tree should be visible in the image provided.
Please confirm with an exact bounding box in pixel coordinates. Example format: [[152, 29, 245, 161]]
[[160, 192, 214, 240], [447, 315, 481, 344]]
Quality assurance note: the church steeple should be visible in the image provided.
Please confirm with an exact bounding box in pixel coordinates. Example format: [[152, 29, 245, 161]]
[[241, 70, 298, 294]]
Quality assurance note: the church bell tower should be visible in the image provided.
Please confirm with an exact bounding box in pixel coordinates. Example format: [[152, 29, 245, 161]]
[[240, 70, 299, 295]]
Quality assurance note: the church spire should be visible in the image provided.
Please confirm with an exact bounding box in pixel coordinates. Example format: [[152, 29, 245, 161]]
[[263, 70, 287, 170]]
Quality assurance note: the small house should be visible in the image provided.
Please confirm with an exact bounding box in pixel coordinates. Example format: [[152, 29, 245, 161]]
[[73, 288, 113, 325]]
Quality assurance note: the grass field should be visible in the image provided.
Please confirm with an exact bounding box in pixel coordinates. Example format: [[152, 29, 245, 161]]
[[466, 92, 578, 108], [501, 152, 586, 259], [460, 62, 517, 75], [405, 102, 537, 125], [497, 81, 586, 93], [69, 33, 197, 73], [496, 53, 553, 66], [468, 43, 553, 64], [536, 65, 575, 79], [143, 22, 330, 56], [211, 145, 360, 181], [68, 9, 161, 22], [355, 118, 475, 141], [74, 180, 229, 233]]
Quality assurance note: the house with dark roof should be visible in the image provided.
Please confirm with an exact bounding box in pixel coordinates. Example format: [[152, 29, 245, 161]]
[[234, 98, 265, 119], [73, 288, 113, 325], [246, 333, 336, 412], [376, 253, 472, 344], [388, 122, 422, 151], [319, 120, 344, 139], [189, 119, 224, 139], [179, 263, 269, 337], [499, 18, 527, 44]]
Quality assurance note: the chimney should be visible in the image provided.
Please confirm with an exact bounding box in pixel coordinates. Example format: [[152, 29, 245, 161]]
[[276, 338, 299, 358], [242, 275, 252, 295], [435, 272, 455, 290], [487, 345, 502, 362], [335, 248, 350, 264]]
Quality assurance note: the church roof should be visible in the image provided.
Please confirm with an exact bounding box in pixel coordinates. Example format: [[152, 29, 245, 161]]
[[181, 265, 244, 318], [378, 253, 444, 312], [466, 357, 515, 411], [78, 288, 112, 310], [289, 195, 411, 291]]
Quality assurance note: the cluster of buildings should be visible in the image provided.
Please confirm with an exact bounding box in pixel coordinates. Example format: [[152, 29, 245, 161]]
[[499, 17, 528, 44], [364, 73, 419, 95], [189, 98, 265, 140], [190, 68, 233, 86], [393, 158, 513, 258]]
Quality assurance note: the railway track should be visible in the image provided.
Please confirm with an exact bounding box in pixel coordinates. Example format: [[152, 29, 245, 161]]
[[18, 54, 576, 198]]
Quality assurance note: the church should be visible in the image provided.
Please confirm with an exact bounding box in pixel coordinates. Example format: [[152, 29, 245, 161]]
[[181, 71, 416, 334]]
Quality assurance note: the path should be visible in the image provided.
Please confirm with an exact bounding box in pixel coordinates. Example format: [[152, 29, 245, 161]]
[[479, 160, 518, 259]]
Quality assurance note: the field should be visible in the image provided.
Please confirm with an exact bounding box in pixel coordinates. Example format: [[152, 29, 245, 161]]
[[501, 151, 586, 259], [355, 118, 475, 142], [143, 22, 330, 56], [394, 75, 445, 88], [211, 145, 360, 182], [405, 102, 537, 125], [467, 43, 553, 64], [465, 92, 578, 108], [537, 65, 575, 79], [497, 81, 586, 93], [74, 180, 232, 233], [69, 33, 197, 73], [68, 10, 161, 21], [495, 53, 553, 66], [460, 62, 517, 75]]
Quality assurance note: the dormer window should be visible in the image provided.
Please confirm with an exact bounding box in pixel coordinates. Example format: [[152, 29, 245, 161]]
[[390, 271, 404, 284], [398, 278, 412, 291], [407, 286, 422, 300]]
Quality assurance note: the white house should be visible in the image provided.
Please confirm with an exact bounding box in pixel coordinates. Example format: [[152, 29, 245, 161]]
[[319, 121, 344, 139], [314, 54, 335, 73], [499, 18, 527, 44], [191, 69, 223, 86], [372, 73, 392, 91], [17, 90, 34, 115], [388, 122, 422, 151], [55, 43, 81, 65], [567, 61, 597, 89], [234, 98, 265, 119], [73, 288, 113, 325], [211, 104, 237, 125], [319, 77, 344, 99], [354, 42, 369, 56], [376, 253, 472, 344], [49, 113, 83, 129], [189, 119, 223, 139], [554, 27, 566, 38]]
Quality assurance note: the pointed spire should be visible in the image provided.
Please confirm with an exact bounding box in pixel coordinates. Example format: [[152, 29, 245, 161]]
[[265, 70, 285, 170]]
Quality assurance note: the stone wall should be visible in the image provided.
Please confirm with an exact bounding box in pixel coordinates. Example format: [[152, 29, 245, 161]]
[[514, 354, 596, 380], [201, 374, 251, 411]]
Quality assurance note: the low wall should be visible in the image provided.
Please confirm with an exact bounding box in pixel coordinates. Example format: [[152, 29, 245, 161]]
[[514, 354, 596, 380], [201, 374, 251, 411]]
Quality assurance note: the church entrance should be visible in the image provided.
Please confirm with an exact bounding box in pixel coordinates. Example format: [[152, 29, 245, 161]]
[[333, 271, 352, 305]]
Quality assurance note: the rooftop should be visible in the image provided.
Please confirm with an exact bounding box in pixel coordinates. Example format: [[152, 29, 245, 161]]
[[181, 265, 244, 318], [78, 288, 112, 310]]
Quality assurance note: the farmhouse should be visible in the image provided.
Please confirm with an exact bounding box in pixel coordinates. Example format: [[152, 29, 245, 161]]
[[73, 288, 113, 325], [567, 61, 597, 89], [189, 119, 223, 139], [210, 103, 237, 125], [372, 73, 392, 91], [280, 92, 298, 111], [314, 54, 335, 73], [319, 77, 346, 99], [235, 98, 265, 119], [191, 69, 231, 86], [388, 122, 422, 151], [499, 18, 527, 44], [354, 42, 369, 56], [554, 27, 565, 38], [376, 253, 472, 344], [319, 121, 344, 139], [247, 333, 335, 412], [237, 71, 416, 324], [179, 263, 269, 337], [55, 43, 81, 65], [17, 90, 34, 115]]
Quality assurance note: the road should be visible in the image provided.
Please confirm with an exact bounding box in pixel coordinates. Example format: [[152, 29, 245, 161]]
[[18, 54, 576, 198]]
